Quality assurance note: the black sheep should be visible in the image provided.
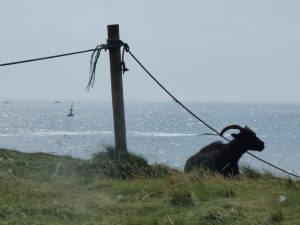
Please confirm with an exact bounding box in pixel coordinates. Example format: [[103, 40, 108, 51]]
[[184, 125, 265, 177]]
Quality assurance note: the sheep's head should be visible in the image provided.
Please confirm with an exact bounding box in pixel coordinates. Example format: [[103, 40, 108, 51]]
[[220, 125, 265, 151]]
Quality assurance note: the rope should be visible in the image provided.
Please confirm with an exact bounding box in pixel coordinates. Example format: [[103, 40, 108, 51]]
[[246, 152, 300, 178], [0, 48, 101, 67], [121, 43, 129, 74], [86, 44, 106, 91], [124, 46, 300, 179]]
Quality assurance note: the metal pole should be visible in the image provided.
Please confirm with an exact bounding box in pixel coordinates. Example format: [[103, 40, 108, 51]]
[[107, 24, 127, 153]]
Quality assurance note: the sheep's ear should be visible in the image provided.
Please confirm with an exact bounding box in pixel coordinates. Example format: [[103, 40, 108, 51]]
[[231, 133, 238, 138]]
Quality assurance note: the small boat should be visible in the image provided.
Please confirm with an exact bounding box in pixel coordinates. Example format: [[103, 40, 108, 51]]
[[67, 103, 74, 117]]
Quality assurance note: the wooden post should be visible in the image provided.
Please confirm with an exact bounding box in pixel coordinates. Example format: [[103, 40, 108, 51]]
[[107, 24, 128, 153]]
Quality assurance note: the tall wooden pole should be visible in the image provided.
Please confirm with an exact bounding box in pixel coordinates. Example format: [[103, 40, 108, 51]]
[[107, 24, 127, 153]]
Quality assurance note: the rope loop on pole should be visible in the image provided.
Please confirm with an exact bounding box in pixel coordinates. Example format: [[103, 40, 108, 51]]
[[86, 41, 130, 90]]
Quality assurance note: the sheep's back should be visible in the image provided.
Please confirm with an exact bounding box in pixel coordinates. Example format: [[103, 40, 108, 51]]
[[184, 141, 225, 172]]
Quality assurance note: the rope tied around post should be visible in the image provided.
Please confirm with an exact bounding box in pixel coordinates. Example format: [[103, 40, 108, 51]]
[[121, 42, 130, 74], [86, 40, 130, 91]]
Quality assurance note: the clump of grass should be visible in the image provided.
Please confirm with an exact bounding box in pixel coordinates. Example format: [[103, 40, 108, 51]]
[[200, 209, 227, 223], [77, 146, 173, 179], [164, 214, 187, 225], [186, 166, 212, 182], [240, 165, 262, 179], [285, 178, 299, 191], [199, 207, 247, 224], [270, 206, 284, 223], [218, 188, 236, 198], [169, 189, 194, 207]]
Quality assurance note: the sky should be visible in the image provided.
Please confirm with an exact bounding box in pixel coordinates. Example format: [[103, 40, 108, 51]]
[[0, 0, 299, 102]]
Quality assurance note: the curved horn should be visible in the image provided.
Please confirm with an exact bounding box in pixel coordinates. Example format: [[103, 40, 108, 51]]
[[220, 125, 243, 136]]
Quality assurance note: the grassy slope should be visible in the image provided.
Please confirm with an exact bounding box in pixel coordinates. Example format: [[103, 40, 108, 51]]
[[0, 148, 299, 225]]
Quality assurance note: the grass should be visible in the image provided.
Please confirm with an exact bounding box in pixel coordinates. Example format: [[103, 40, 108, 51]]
[[0, 148, 299, 225]]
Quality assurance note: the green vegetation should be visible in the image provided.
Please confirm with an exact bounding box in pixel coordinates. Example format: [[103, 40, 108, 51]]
[[0, 148, 299, 225]]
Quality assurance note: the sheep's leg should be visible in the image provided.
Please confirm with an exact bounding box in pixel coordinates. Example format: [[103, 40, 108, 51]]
[[221, 162, 239, 177], [231, 163, 240, 176]]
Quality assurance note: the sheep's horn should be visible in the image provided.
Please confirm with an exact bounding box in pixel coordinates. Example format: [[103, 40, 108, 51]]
[[220, 125, 243, 136]]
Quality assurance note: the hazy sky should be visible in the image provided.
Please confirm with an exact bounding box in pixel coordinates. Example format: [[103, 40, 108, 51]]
[[0, 0, 299, 102]]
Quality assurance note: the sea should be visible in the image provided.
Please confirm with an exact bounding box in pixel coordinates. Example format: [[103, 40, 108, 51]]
[[1, 101, 300, 176]]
